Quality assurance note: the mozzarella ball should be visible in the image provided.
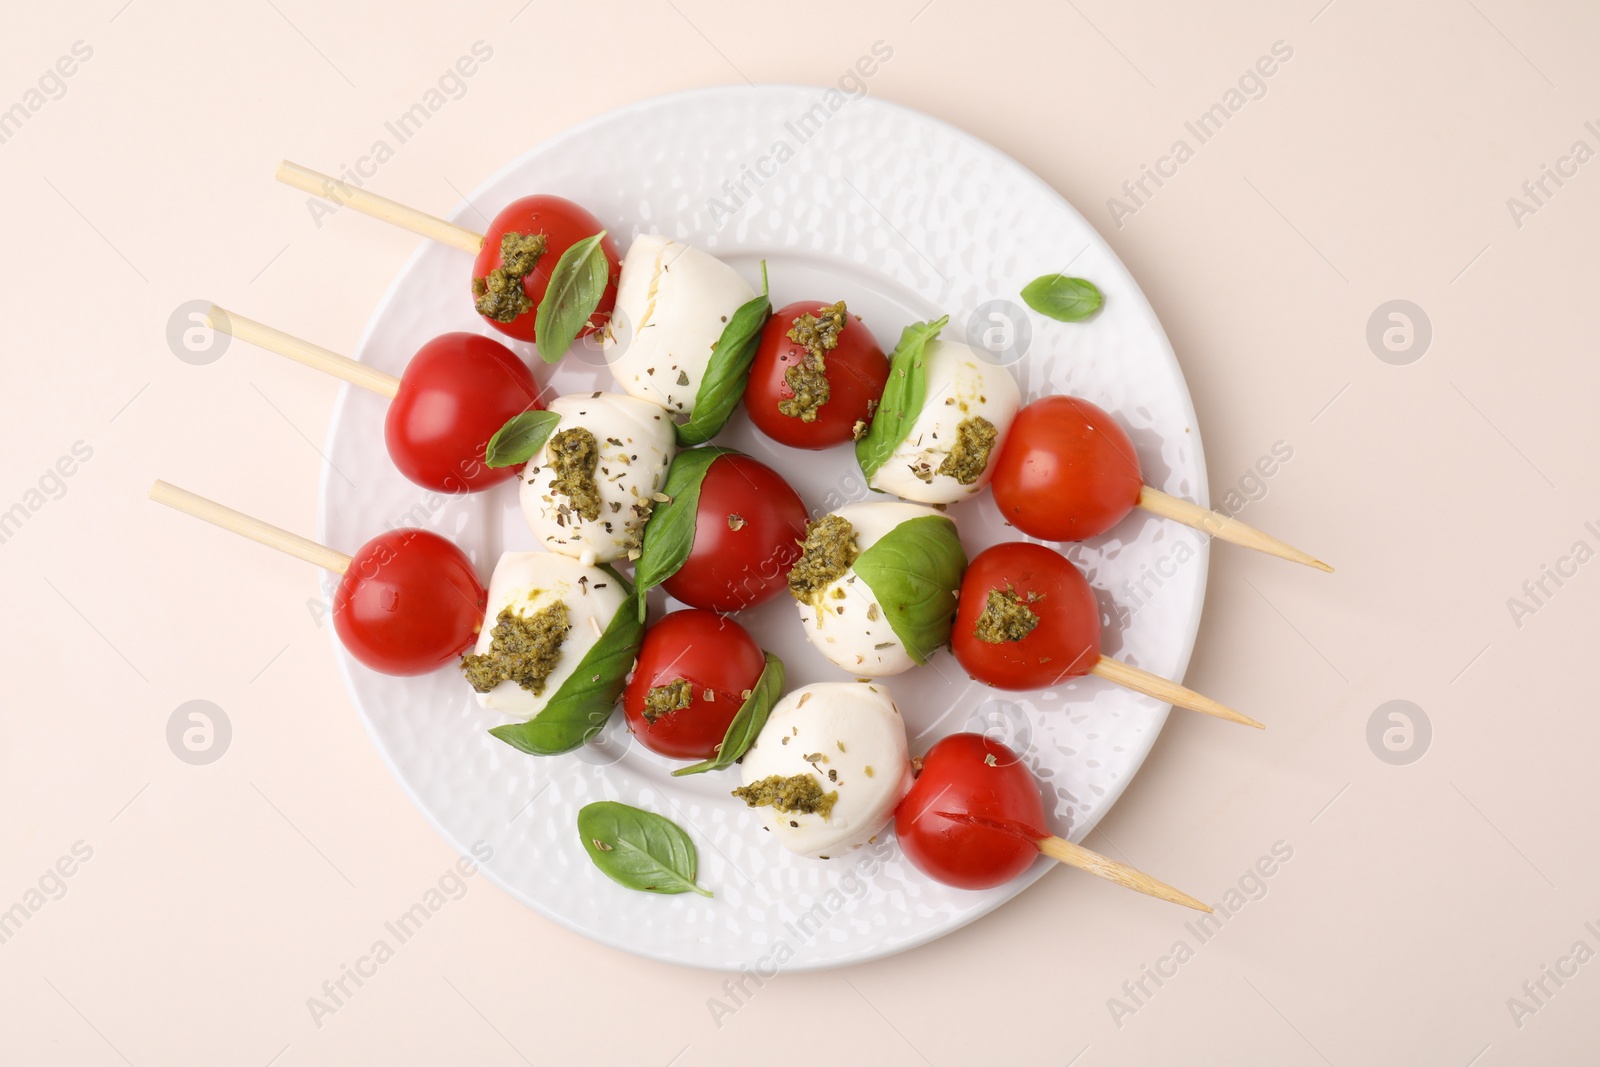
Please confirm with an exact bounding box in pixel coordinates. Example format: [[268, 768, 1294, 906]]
[[467, 552, 628, 719], [604, 234, 757, 417], [737, 682, 914, 858], [520, 392, 676, 563], [868, 339, 1021, 504], [795, 501, 945, 677]]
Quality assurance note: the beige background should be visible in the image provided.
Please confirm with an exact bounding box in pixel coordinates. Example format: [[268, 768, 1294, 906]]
[[2, 0, 1595, 1063]]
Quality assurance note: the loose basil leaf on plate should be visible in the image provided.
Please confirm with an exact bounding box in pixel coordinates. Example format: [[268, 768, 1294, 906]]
[[1020, 274, 1103, 322], [672, 652, 785, 777], [632, 445, 738, 620], [485, 409, 561, 468], [535, 230, 610, 364], [488, 568, 643, 756], [852, 514, 967, 665], [577, 801, 714, 897], [855, 315, 949, 485], [675, 262, 772, 447]]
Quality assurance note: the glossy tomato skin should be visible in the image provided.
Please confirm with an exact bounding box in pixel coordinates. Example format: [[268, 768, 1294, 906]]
[[333, 529, 486, 676], [895, 733, 1046, 891], [951, 542, 1102, 690], [385, 332, 542, 493], [623, 610, 767, 760], [660, 453, 807, 613], [990, 396, 1144, 541], [472, 195, 621, 343], [743, 300, 889, 449]]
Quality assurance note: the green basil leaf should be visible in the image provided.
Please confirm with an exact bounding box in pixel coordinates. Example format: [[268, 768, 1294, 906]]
[[535, 230, 610, 364], [852, 514, 967, 665], [855, 316, 948, 485], [1021, 274, 1103, 322], [675, 262, 771, 446], [485, 409, 561, 468], [577, 801, 713, 897], [488, 567, 643, 755], [631, 445, 738, 620], [672, 652, 784, 777]]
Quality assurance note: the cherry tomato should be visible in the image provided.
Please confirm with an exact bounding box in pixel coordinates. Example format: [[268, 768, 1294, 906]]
[[333, 529, 486, 676], [743, 300, 889, 449], [661, 453, 807, 613], [895, 733, 1046, 891], [990, 396, 1144, 541], [623, 609, 767, 760], [471, 195, 621, 344], [384, 332, 542, 493], [950, 542, 1102, 690]]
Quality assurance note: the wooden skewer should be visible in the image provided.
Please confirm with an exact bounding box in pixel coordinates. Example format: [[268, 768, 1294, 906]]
[[1138, 486, 1331, 573], [208, 305, 401, 400], [276, 160, 484, 255], [148, 480, 351, 574], [1037, 835, 1210, 912], [1091, 655, 1264, 729]]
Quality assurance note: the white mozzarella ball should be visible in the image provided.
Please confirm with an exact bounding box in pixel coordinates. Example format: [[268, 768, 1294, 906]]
[[469, 552, 628, 719], [868, 339, 1021, 504], [796, 501, 945, 677], [604, 234, 757, 417], [520, 392, 676, 563], [737, 681, 914, 858]]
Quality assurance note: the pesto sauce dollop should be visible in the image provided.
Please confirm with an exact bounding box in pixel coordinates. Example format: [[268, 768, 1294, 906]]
[[732, 773, 838, 818], [778, 301, 848, 422], [974, 586, 1041, 644], [460, 601, 572, 694], [786, 514, 859, 605], [472, 231, 547, 323], [936, 415, 998, 485], [546, 426, 603, 523]]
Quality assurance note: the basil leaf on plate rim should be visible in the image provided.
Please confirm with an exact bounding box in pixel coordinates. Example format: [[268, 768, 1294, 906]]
[[855, 315, 948, 485], [488, 567, 644, 756], [631, 445, 739, 620], [485, 409, 561, 468], [675, 261, 772, 447], [672, 652, 785, 777], [535, 230, 611, 364], [577, 801, 713, 897], [1021, 274, 1103, 322], [851, 514, 968, 665]]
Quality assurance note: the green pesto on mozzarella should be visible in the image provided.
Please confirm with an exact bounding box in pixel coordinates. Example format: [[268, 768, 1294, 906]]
[[519, 392, 676, 564], [738, 682, 914, 858], [796, 501, 948, 677], [867, 339, 1021, 504], [469, 552, 628, 719]]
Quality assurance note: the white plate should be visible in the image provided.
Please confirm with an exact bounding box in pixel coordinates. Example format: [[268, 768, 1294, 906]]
[[320, 85, 1208, 971]]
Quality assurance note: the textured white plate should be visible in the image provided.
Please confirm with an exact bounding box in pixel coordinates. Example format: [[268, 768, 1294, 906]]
[[320, 86, 1208, 971]]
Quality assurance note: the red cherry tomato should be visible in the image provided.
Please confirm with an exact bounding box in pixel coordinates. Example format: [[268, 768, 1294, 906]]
[[895, 733, 1046, 891], [471, 195, 621, 344], [990, 396, 1144, 541], [950, 542, 1102, 690], [743, 300, 889, 449], [333, 529, 486, 676], [623, 610, 767, 760], [660, 453, 807, 613], [385, 332, 542, 493]]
